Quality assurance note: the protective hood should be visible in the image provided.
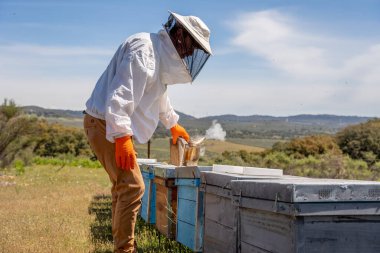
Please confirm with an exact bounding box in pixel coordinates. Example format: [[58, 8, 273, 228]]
[[158, 29, 192, 85], [164, 12, 212, 81]]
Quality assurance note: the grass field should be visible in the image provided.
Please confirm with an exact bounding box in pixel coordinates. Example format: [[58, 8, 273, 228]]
[[226, 137, 285, 149], [0, 165, 110, 253], [134, 137, 266, 163], [0, 164, 192, 253]]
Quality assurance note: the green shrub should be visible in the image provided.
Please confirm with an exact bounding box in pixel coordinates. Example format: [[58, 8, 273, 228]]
[[13, 159, 25, 175], [336, 119, 380, 162], [32, 156, 102, 168], [272, 135, 341, 158]]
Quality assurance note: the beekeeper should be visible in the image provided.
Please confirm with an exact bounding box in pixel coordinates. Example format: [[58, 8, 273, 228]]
[[83, 12, 212, 253]]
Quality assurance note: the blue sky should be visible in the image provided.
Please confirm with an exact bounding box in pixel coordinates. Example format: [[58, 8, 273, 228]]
[[1, 0, 380, 117]]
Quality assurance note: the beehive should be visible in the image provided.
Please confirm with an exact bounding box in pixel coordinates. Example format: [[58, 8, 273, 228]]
[[231, 178, 380, 253], [139, 161, 160, 223], [153, 164, 178, 238], [200, 165, 286, 253], [175, 166, 212, 252]]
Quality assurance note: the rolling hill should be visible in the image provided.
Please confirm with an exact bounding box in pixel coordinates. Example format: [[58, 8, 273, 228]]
[[22, 106, 375, 139]]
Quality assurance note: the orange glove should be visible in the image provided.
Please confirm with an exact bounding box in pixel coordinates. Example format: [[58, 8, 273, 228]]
[[170, 124, 190, 144], [115, 136, 136, 170]]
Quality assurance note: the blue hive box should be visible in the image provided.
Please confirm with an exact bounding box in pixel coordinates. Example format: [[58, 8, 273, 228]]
[[139, 161, 160, 224], [137, 159, 156, 216], [175, 166, 212, 252]]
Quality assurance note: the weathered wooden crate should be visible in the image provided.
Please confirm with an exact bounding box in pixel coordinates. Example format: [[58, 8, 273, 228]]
[[175, 166, 212, 252], [139, 161, 160, 223], [200, 165, 288, 253], [153, 165, 178, 239], [231, 178, 380, 253]]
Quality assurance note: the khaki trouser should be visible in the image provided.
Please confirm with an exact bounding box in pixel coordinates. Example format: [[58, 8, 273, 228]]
[[84, 114, 145, 253]]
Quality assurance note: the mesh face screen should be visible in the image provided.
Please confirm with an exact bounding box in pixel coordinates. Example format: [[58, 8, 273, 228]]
[[164, 15, 210, 81]]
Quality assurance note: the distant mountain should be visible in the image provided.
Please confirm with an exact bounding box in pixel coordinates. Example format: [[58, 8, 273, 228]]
[[22, 106, 376, 138], [200, 114, 373, 127], [22, 106, 83, 118]]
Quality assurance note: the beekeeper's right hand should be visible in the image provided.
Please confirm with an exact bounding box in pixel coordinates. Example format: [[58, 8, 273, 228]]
[[171, 124, 190, 144], [115, 136, 136, 170]]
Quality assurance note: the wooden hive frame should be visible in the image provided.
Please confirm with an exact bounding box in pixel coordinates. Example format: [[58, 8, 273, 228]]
[[153, 165, 178, 239]]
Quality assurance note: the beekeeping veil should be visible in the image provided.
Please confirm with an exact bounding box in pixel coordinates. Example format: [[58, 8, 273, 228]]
[[164, 12, 212, 82]]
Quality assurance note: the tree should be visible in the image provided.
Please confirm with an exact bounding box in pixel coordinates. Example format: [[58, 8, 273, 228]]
[[336, 119, 380, 164], [33, 121, 92, 157], [0, 99, 38, 167], [272, 135, 341, 158]]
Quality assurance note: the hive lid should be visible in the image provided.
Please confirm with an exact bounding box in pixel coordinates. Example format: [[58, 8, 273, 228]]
[[175, 166, 212, 179], [140, 162, 162, 173], [231, 178, 380, 203], [212, 164, 283, 176], [137, 158, 157, 164], [200, 171, 298, 190], [154, 164, 177, 178]]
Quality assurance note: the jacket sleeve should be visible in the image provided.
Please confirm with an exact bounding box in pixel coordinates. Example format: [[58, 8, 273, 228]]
[[105, 50, 152, 142], [159, 90, 179, 129]]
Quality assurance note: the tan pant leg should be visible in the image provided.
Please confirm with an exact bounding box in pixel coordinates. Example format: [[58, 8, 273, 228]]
[[84, 114, 145, 253]]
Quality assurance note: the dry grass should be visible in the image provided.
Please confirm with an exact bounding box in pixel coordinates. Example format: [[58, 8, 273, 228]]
[[0, 163, 193, 253], [0, 165, 110, 253], [204, 139, 265, 153], [135, 137, 266, 163]]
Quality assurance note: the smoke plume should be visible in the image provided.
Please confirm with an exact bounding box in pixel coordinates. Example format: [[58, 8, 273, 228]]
[[205, 120, 226, 141]]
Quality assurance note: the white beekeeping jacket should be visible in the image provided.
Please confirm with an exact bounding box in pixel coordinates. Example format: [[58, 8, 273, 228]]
[[85, 29, 192, 144]]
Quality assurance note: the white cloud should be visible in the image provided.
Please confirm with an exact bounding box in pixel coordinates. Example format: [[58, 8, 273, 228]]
[[0, 43, 113, 57], [231, 10, 333, 78], [0, 43, 111, 109], [230, 10, 380, 85]]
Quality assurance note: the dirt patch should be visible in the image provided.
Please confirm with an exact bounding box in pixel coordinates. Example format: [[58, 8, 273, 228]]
[[0, 175, 16, 187]]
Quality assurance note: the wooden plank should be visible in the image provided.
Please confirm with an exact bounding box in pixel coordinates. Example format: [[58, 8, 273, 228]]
[[243, 166, 283, 176], [231, 179, 380, 203], [233, 196, 295, 216], [212, 164, 283, 176], [201, 171, 285, 190], [153, 176, 166, 186], [176, 180, 205, 252], [234, 195, 380, 216], [240, 241, 271, 253], [177, 183, 198, 201], [155, 180, 177, 239], [239, 207, 295, 253], [296, 202, 380, 216], [299, 216, 380, 253], [140, 163, 161, 174], [176, 178, 200, 188], [141, 171, 157, 223], [195, 187, 205, 253], [177, 220, 195, 250], [203, 218, 237, 253], [204, 192, 235, 228], [137, 158, 157, 164], [154, 165, 177, 178], [170, 137, 187, 166], [176, 166, 212, 178], [177, 198, 196, 225], [213, 164, 244, 174], [203, 184, 232, 199]]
